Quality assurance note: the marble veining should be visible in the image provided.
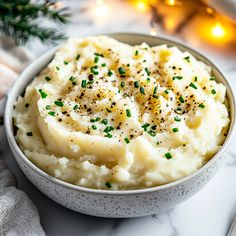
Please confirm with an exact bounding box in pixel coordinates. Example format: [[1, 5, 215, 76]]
[[1, 0, 236, 235]]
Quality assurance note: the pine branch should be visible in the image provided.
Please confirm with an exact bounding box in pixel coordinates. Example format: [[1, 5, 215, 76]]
[[0, 0, 70, 45]]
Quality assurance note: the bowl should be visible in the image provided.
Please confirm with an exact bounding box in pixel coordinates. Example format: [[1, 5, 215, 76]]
[[4, 33, 236, 218]]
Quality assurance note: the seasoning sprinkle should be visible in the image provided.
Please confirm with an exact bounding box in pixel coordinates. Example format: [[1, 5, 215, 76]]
[[148, 130, 156, 137], [54, 100, 64, 107], [105, 182, 112, 188], [126, 109, 132, 118], [124, 137, 130, 144], [194, 76, 198, 82], [45, 76, 51, 81], [172, 127, 179, 133], [69, 76, 76, 81], [26, 132, 33, 136], [140, 86, 145, 95], [189, 82, 197, 89], [146, 77, 151, 83], [39, 89, 47, 99], [165, 152, 172, 159], [164, 90, 169, 94], [25, 103, 29, 108], [106, 108, 112, 113], [76, 54, 80, 60], [81, 80, 87, 88]]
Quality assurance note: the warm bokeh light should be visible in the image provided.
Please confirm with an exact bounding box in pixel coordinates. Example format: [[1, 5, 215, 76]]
[[135, 0, 148, 12], [165, 0, 176, 6], [206, 7, 214, 15], [211, 22, 225, 38], [95, 0, 109, 17]]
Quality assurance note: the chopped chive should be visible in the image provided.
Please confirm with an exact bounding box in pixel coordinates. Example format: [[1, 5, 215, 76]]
[[105, 182, 112, 188], [48, 111, 55, 116], [153, 86, 158, 95], [106, 108, 112, 113], [210, 77, 215, 81], [94, 56, 99, 63], [45, 76, 51, 81], [141, 123, 150, 131], [140, 86, 145, 95], [25, 103, 29, 108], [69, 76, 76, 81], [164, 90, 169, 94], [184, 56, 190, 62], [145, 67, 151, 76], [179, 96, 185, 103], [146, 77, 151, 83], [94, 53, 104, 57], [56, 66, 60, 70], [173, 76, 183, 80], [120, 82, 125, 88], [91, 67, 99, 75], [134, 81, 139, 88], [91, 125, 97, 130], [64, 61, 68, 65], [101, 63, 106, 67], [199, 103, 205, 108], [108, 69, 113, 77], [118, 67, 126, 75], [165, 152, 172, 159], [26, 132, 33, 136], [151, 125, 157, 130], [135, 50, 139, 56], [76, 54, 80, 60], [54, 100, 64, 107], [81, 80, 87, 88], [189, 82, 197, 89], [126, 109, 132, 118], [172, 127, 179, 133], [211, 89, 216, 95], [101, 119, 108, 125], [45, 105, 51, 110], [194, 76, 198, 82], [105, 133, 112, 138], [176, 107, 182, 111], [124, 137, 130, 144], [73, 104, 78, 110], [174, 116, 181, 122], [96, 117, 100, 121], [148, 130, 156, 137], [39, 89, 47, 99]]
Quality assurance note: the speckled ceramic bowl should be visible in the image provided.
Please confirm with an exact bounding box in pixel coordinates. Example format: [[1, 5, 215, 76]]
[[4, 33, 236, 218]]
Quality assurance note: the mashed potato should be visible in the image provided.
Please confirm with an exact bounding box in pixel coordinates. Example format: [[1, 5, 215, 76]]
[[13, 36, 229, 190]]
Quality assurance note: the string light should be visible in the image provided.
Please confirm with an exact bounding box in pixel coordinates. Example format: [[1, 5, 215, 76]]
[[211, 22, 225, 38], [165, 0, 181, 6], [95, 0, 109, 17]]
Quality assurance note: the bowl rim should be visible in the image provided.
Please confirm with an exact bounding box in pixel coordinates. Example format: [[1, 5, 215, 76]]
[[4, 32, 236, 195]]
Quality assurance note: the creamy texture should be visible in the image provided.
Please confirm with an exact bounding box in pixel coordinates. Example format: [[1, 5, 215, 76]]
[[13, 36, 229, 190]]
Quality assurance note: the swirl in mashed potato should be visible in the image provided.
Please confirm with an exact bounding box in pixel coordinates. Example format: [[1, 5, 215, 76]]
[[13, 36, 229, 190]]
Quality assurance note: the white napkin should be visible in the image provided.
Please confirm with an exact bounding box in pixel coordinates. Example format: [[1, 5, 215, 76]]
[[0, 36, 45, 235]]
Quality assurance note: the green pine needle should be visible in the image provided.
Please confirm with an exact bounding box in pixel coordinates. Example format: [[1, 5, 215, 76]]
[[0, 0, 70, 45]]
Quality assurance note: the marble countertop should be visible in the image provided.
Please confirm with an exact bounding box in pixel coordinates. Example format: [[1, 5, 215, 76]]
[[1, 0, 236, 235]]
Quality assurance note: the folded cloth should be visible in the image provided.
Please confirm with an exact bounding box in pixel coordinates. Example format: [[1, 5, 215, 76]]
[[0, 159, 45, 236]]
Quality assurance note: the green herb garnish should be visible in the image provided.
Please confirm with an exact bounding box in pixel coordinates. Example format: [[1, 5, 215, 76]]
[[45, 105, 51, 110], [173, 76, 183, 80], [48, 111, 55, 116], [145, 67, 151, 76], [108, 69, 113, 77], [174, 116, 181, 122], [211, 89, 216, 95], [199, 103, 205, 108], [101, 119, 108, 125], [120, 82, 125, 88], [165, 152, 172, 159], [45, 76, 51, 81], [91, 125, 97, 130], [54, 100, 63, 107], [124, 137, 130, 144], [39, 89, 47, 99], [26, 132, 33, 136], [140, 86, 145, 95], [73, 104, 78, 110], [76, 54, 80, 60], [134, 81, 139, 88], [118, 67, 126, 75], [64, 61, 68, 65], [172, 127, 179, 133], [105, 182, 112, 188], [179, 96, 185, 103], [81, 80, 87, 88], [189, 82, 197, 89], [126, 109, 132, 118]]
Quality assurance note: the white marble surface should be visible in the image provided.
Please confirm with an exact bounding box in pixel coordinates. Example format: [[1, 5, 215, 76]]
[[1, 0, 236, 235]]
